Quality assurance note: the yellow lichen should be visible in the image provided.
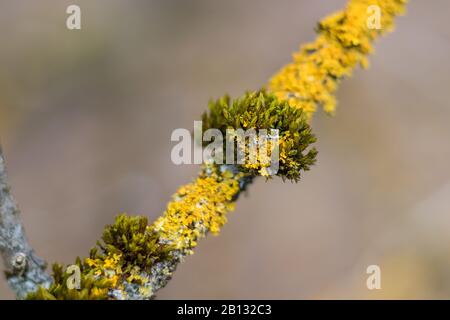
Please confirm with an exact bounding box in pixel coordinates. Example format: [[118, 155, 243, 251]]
[[153, 165, 244, 254], [269, 0, 407, 117], [27, 0, 408, 300]]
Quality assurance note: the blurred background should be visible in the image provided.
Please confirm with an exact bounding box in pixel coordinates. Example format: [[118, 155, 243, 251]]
[[1, 0, 450, 299]]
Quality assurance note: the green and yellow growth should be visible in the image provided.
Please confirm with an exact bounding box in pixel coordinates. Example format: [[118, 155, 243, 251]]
[[202, 90, 317, 181], [28, 165, 248, 299], [26, 0, 407, 299], [269, 0, 407, 117]]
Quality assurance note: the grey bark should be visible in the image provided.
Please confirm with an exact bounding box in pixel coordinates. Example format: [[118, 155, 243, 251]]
[[0, 146, 52, 299]]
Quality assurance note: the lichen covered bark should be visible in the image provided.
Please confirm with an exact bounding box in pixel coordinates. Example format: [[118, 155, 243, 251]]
[[28, 165, 255, 299], [0, 148, 52, 298], [270, 0, 407, 116], [2, 0, 408, 300]]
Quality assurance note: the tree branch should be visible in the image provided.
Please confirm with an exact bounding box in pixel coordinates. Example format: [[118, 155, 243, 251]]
[[5, 0, 408, 300], [0, 146, 52, 299]]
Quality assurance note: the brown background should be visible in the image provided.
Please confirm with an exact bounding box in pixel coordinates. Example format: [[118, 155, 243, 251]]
[[1, 0, 450, 299]]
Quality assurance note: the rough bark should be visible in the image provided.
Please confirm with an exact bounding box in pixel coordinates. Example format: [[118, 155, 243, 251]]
[[0, 147, 52, 299]]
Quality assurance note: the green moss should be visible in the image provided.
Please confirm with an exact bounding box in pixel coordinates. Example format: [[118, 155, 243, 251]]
[[95, 215, 175, 272], [202, 90, 317, 181], [26, 92, 317, 300], [27, 215, 177, 300], [27, 261, 112, 300]]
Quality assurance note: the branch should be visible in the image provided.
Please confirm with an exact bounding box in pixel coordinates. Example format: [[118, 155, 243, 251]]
[[0, 147, 52, 299], [16, 0, 407, 300], [116, 165, 255, 300], [27, 92, 316, 300]]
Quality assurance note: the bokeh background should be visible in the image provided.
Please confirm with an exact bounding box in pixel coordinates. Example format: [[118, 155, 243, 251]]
[[1, 0, 450, 299]]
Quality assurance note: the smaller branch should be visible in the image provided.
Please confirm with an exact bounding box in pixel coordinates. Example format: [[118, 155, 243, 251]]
[[0, 146, 52, 299]]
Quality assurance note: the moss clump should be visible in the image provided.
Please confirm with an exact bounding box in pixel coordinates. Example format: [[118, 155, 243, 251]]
[[95, 215, 175, 272], [202, 90, 317, 181], [27, 215, 176, 300], [27, 260, 112, 300]]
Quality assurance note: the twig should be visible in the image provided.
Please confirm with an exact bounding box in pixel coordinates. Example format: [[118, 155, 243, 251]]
[[5, 0, 408, 300], [0, 146, 52, 299]]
